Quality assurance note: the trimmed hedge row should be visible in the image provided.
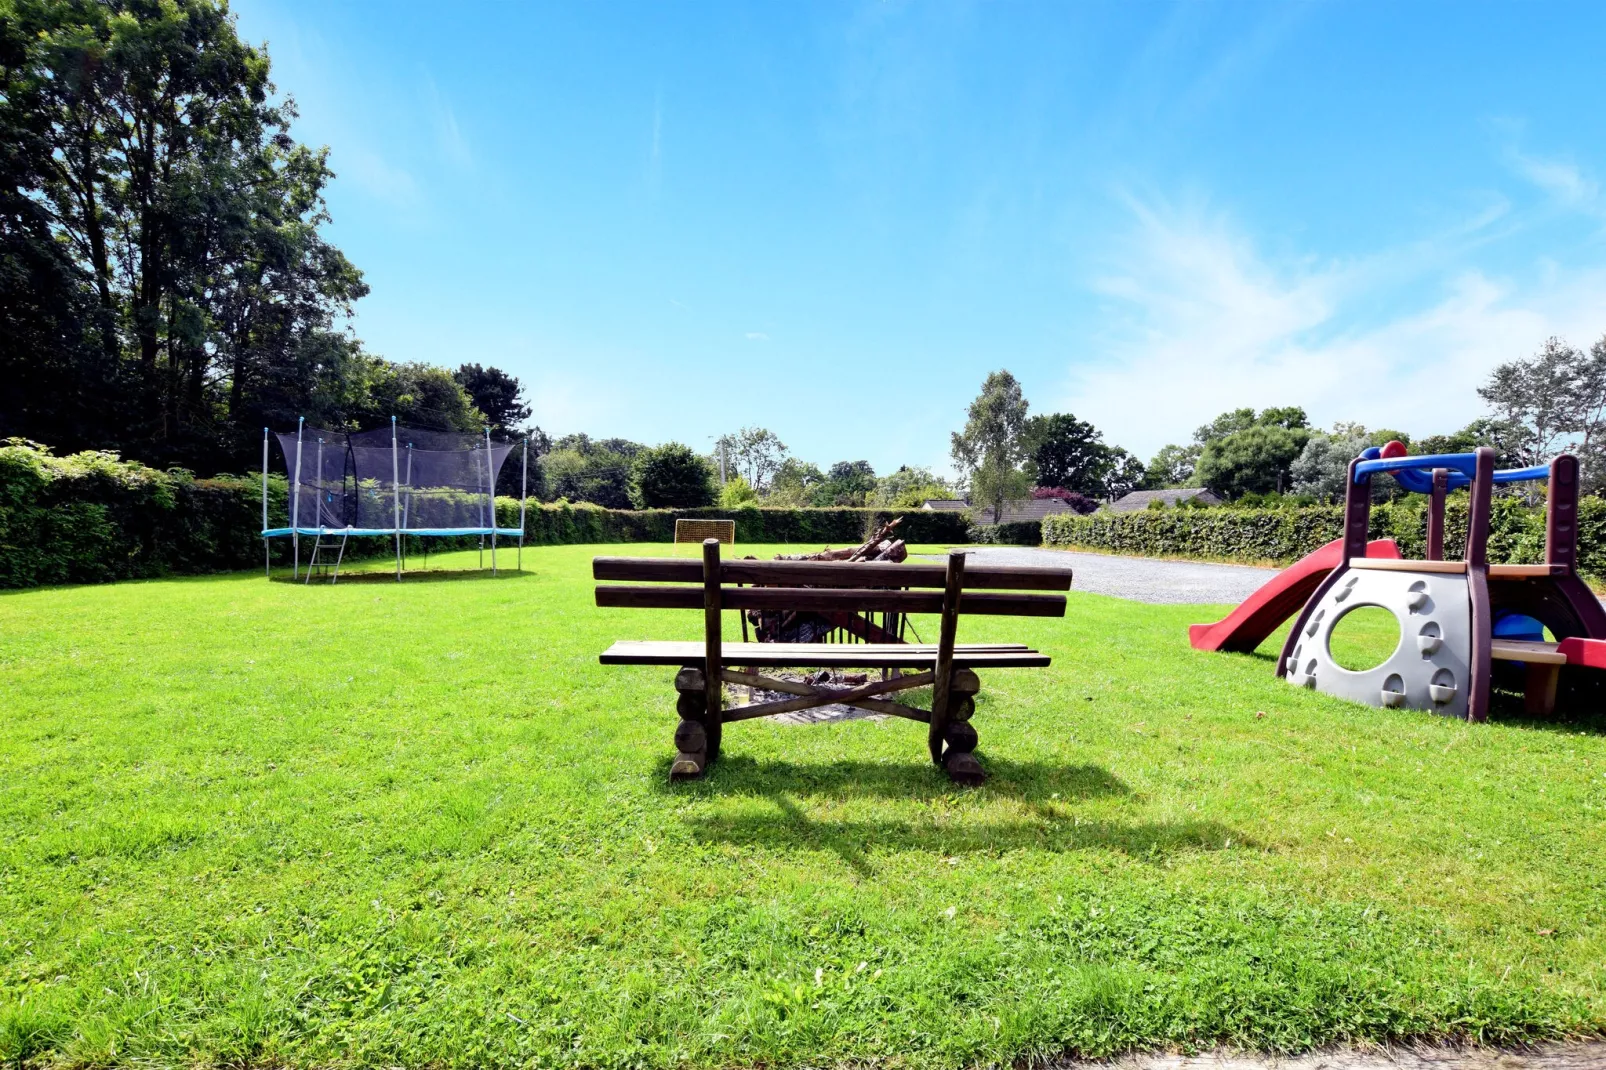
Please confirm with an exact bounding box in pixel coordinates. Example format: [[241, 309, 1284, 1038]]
[[0, 441, 974, 589], [1042, 496, 1606, 579], [513, 500, 971, 547]]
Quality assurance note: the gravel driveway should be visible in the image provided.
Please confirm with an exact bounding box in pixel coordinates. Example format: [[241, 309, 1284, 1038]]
[[915, 546, 1278, 605]]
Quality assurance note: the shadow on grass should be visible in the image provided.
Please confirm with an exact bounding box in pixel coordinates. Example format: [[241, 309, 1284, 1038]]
[[1486, 679, 1606, 735], [663, 755, 1253, 874], [663, 754, 1131, 802], [269, 568, 536, 585], [685, 793, 1251, 875]]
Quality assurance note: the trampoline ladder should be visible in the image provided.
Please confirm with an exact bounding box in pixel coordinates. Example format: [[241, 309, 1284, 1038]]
[[304, 530, 351, 584]]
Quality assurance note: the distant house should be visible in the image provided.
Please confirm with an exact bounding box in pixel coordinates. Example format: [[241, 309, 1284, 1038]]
[[921, 499, 970, 512], [970, 497, 1076, 526], [1108, 488, 1222, 512]]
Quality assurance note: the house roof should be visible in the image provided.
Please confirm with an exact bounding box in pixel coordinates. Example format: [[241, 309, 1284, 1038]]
[[921, 499, 970, 512], [974, 498, 1075, 525], [1107, 488, 1222, 512]]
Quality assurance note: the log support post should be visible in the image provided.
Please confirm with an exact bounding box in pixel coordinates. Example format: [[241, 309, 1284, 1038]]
[[940, 668, 985, 785], [927, 551, 966, 765], [671, 666, 719, 780]]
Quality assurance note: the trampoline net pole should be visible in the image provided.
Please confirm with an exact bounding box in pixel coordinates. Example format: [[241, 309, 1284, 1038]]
[[519, 434, 528, 571], [292, 418, 304, 581], [486, 427, 496, 576], [261, 428, 269, 578], [392, 416, 401, 581]]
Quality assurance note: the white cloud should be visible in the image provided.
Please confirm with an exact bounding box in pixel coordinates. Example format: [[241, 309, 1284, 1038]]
[[1510, 151, 1603, 219], [1062, 198, 1606, 457], [745, 331, 770, 341], [336, 146, 420, 206], [422, 75, 472, 170]]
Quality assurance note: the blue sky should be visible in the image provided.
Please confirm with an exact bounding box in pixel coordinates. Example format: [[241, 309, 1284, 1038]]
[[232, 0, 1606, 476]]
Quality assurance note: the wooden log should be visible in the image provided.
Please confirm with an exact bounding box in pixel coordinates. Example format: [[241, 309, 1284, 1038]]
[[672, 665, 718, 759], [670, 751, 706, 780], [950, 668, 980, 695], [674, 718, 708, 754], [943, 750, 987, 786], [928, 551, 966, 765], [943, 720, 979, 755], [949, 695, 976, 723]]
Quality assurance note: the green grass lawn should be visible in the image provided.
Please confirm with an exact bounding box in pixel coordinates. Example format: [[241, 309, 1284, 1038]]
[[2, 543, 1605, 1068]]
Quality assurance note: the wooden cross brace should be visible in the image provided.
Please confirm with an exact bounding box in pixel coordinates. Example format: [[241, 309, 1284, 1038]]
[[719, 668, 934, 723]]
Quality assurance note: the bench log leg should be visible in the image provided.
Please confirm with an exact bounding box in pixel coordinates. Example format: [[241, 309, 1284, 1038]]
[[941, 669, 986, 786], [672, 666, 721, 780]]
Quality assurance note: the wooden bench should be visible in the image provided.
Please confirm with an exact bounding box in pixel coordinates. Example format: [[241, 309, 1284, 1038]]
[[595, 539, 1072, 784]]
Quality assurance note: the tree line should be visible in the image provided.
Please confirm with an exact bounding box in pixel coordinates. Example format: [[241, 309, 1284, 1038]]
[[0, 0, 538, 477], [942, 333, 1606, 515]]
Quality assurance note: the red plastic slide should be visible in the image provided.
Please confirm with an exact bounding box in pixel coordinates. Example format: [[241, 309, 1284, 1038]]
[[1558, 637, 1606, 670], [1188, 537, 1402, 653]]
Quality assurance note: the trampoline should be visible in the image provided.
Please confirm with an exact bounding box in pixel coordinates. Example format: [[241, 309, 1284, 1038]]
[[260, 417, 528, 582]]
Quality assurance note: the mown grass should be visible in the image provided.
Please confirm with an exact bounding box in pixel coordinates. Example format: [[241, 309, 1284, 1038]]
[[2, 543, 1604, 1068]]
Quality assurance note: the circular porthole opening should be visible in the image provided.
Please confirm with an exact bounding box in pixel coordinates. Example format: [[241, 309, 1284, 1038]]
[[1327, 605, 1402, 672]]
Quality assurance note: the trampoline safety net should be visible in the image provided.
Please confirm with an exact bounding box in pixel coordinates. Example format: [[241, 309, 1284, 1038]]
[[265, 424, 520, 537]]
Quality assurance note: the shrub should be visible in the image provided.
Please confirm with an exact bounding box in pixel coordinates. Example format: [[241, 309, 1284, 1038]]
[[1042, 494, 1606, 580], [0, 439, 290, 588], [718, 475, 758, 508], [630, 443, 716, 508]]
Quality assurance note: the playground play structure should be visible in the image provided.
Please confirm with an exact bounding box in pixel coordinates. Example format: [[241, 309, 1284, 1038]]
[[1191, 444, 1606, 721], [260, 418, 528, 582]]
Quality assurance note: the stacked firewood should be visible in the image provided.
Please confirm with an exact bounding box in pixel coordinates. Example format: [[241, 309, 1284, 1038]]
[[750, 518, 910, 643], [775, 517, 908, 563]]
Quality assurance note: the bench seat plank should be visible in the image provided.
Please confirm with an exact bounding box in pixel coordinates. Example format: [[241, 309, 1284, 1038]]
[[599, 640, 1051, 668]]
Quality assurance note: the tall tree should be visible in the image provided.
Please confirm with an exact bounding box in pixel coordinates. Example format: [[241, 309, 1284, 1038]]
[[453, 364, 531, 435], [0, 0, 395, 475], [631, 442, 715, 509], [951, 370, 1031, 518], [1478, 336, 1606, 477], [1023, 412, 1111, 498], [1195, 423, 1310, 498], [714, 426, 788, 491]]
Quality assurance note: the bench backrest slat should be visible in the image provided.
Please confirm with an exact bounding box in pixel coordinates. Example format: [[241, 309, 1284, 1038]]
[[596, 584, 1068, 617], [593, 556, 1072, 591]]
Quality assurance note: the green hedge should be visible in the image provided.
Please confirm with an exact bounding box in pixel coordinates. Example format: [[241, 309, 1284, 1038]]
[[1042, 496, 1606, 579], [511, 500, 971, 547], [0, 440, 290, 588], [0, 441, 974, 589]]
